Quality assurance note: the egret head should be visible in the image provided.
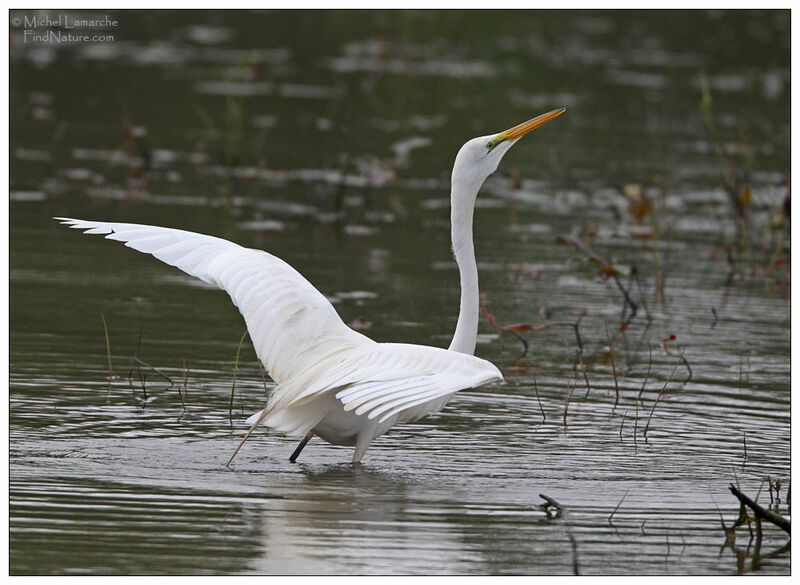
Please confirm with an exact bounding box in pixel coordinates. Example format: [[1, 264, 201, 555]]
[[452, 107, 566, 194]]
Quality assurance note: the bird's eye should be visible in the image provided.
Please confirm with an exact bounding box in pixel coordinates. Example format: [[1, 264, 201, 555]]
[[486, 141, 494, 150]]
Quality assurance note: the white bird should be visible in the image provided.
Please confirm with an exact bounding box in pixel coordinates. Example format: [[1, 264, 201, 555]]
[[56, 107, 565, 464]]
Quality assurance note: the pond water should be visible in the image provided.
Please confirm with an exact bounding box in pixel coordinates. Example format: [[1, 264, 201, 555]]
[[9, 9, 790, 575]]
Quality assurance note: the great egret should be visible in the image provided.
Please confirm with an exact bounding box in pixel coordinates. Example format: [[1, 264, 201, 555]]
[[56, 107, 565, 464]]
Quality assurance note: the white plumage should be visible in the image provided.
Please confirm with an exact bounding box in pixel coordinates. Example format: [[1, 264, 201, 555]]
[[56, 107, 564, 463]]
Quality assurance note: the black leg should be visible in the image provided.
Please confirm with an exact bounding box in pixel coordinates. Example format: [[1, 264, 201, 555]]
[[289, 433, 313, 463]]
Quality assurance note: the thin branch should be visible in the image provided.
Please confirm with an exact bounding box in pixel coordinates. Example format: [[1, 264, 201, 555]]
[[101, 314, 113, 390], [178, 359, 188, 410], [634, 346, 653, 446], [612, 272, 638, 326], [481, 300, 586, 359], [537, 494, 579, 575], [572, 310, 586, 355], [630, 265, 652, 321], [643, 350, 684, 440], [131, 357, 173, 385], [637, 346, 653, 406], [661, 337, 693, 385], [480, 305, 528, 355], [126, 323, 145, 389], [563, 376, 576, 427], [619, 409, 628, 441], [605, 320, 620, 412], [138, 371, 147, 403], [229, 329, 249, 422], [538, 493, 564, 512], [741, 432, 747, 470], [578, 349, 592, 399], [729, 484, 791, 535], [532, 373, 546, 424], [568, 531, 580, 576], [609, 489, 629, 525], [557, 235, 638, 327]]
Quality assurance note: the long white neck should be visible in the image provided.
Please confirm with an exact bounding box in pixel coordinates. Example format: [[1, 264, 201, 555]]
[[447, 179, 481, 355]]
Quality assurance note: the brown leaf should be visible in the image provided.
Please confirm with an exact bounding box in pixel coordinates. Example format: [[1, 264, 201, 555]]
[[504, 323, 534, 332]]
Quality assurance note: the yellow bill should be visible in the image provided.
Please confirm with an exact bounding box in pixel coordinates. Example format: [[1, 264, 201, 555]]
[[489, 107, 566, 150]]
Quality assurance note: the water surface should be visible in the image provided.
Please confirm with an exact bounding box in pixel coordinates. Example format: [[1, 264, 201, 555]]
[[10, 9, 790, 575]]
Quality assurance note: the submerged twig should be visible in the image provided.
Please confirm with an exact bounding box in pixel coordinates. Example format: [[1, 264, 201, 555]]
[[125, 324, 172, 400], [538, 493, 565, 517], [728, 484, 791, 535], [131, 357, 173, 385], [619, 409, 628, 441], [568, 311, 591, 399], [643, 350, 685, 440], [630, 265, 652, 321], [178, 359, 188, 410], [571, 310, 586, 356], [568, 530, 580, 575], [563, 376, 576, 427], [741, 432, 747, 470], [577, 350, 592, 399], [634, 346, 653, 445], [605, 321, 620, 412], [681, 352, 693, 384], [101, 314, 113, 390], [637, 346, 653, 406], [138, 372, 147, 403], [609, 489, 629, 525], [660, 337, 693, 387], [665, 533, 671, 564], [532, 373, 546, 424], [537, 494, 579, 575]]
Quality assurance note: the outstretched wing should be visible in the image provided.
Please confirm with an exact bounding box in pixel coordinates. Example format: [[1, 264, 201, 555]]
[[56, 217, 374, 384]]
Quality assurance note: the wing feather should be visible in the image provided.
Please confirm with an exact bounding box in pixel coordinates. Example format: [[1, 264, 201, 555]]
[[310, 343, 502, 420], [56, 217, 374, 384], [355, 385, 437, 416], [371, 388, 446, 421]]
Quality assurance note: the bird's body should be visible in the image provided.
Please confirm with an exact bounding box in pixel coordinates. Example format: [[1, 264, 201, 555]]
[[57, 107, 564, 463]]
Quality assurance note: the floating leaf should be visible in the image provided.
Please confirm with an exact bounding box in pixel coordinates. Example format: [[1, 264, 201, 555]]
[[740, 187, 752, 208], [630, 196, 653, 222], [601, 265, 621, 276], [504, 323, 534, 332]]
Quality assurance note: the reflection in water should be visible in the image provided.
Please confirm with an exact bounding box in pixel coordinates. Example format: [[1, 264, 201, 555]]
[[253, 465, 572, 575], [252, 465, 472, 574]]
